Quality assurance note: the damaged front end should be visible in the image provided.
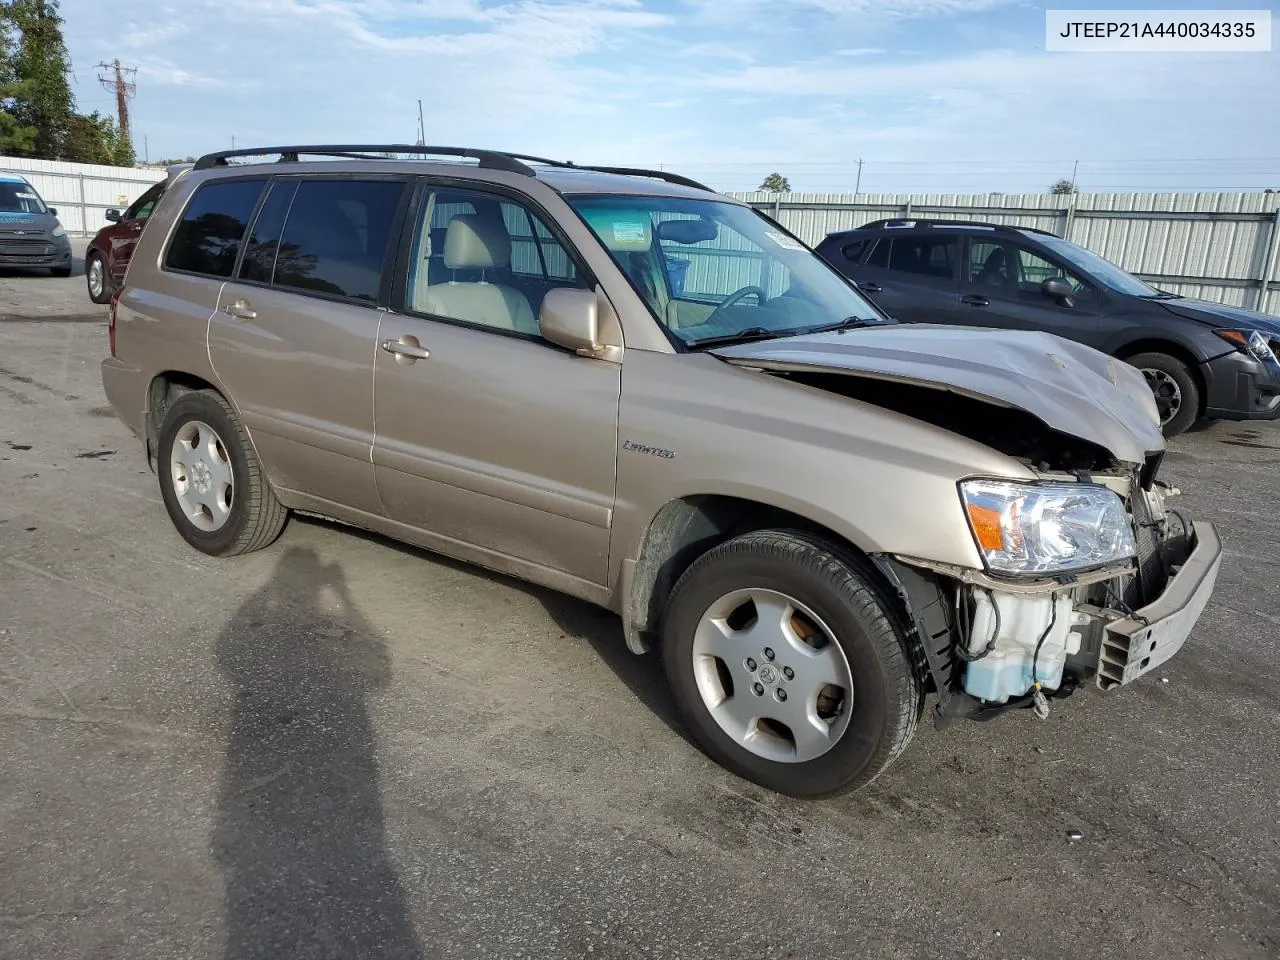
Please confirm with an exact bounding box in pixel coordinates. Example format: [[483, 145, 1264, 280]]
[[874, 459, 1223, 726], [711, 326, 1223, 725]]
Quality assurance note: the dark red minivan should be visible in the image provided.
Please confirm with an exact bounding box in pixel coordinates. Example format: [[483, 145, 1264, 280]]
[[85, 164, 190, 304]]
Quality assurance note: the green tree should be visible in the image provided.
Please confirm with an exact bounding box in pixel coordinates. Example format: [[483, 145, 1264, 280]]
[[2, 0, 74, 159], [0, 15, 34, 151], [1050, 178, 1077, 195], [759, 172, 791, 193]]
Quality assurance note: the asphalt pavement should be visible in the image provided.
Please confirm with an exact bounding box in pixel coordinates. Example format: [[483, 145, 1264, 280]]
[[0, 264, 1277, 959]]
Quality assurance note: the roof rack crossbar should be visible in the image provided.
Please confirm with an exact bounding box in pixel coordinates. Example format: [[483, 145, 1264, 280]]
[[191, 145, 538, 175]]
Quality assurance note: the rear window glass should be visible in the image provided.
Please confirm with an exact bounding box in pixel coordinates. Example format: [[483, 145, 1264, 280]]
[[165, 179, 267, 278], [272, 179, 405, 302]]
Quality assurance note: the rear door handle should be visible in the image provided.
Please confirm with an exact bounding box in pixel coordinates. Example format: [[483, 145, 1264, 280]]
[[961, 294, 990, 307], [224, 300, 256, 320], [858, 282, 882, 293], [381, 336, 430, 362]]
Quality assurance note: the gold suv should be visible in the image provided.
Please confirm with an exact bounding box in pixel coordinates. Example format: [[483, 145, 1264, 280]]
[[101, 145, 1222, 797]]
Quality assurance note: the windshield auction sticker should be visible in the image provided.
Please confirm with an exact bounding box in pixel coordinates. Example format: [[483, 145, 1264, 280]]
[[1046, 9, 1271, 51]]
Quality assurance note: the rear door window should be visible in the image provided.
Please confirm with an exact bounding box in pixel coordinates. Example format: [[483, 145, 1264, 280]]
[[165, 178, 267, 278], [270, 179, 406, 303], [886, 235, 958, 279]]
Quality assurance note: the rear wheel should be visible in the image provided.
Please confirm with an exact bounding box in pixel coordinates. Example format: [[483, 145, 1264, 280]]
[[1127, 351, 1200, 437], [157, 390, 288, 556], [661, 529, 922, 798], [85, 251, 110, 303]]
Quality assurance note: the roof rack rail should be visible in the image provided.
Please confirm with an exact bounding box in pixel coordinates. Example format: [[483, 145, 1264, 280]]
[[190, 144, 538, 175], [501, 154, 713, 192], [858, 217, 1059, 237], [188, 144, 716, 192]]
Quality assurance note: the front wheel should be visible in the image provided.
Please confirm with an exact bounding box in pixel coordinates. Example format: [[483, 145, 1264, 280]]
[[661, 529, 922, 798], [1127, 351, 1200, 438]]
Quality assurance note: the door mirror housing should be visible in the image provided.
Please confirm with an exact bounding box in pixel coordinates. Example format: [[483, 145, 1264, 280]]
[[539, 288, 606, 357], [47, 206, 58, 217], [104, 208, 121, 223], [1042, 276, 1075, 305]]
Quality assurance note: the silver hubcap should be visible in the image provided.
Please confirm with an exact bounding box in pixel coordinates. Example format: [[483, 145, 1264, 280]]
[[87, 257, 104, 298], [1140, 368, 1182, 425], [692, 588, 854, 763], [170, 419, 234, 532]]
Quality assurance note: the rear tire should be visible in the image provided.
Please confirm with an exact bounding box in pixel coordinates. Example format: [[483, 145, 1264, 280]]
[[660, 529, 922, 798], [157, 390, 288, 556], [1127, 351, 1200, 438]]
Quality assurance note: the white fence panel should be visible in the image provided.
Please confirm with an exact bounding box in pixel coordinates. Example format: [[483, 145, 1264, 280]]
[[0, 155, 165, 236]]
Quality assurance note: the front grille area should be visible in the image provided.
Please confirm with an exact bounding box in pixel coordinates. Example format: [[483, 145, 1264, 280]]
[[0, 240, 53, 256]]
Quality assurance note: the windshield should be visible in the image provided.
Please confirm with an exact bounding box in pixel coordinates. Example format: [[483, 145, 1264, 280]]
[[0, 178, 46, 215], [1032, 234, 1160, 297], [569, 195, 891, 347]]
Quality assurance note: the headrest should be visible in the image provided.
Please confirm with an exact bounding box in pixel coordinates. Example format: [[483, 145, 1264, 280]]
[[443, 214, 511, 269]]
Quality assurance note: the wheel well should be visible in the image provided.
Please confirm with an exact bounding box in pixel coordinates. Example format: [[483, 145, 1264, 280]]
[[1113, 338, 1207, 414], [143, 371, 221, 471], [626, 495, 872, 654]]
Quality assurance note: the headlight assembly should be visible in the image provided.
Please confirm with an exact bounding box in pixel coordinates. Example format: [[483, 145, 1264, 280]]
[[960, 479, 1136, 575], [1215, 328, 1277, 365], [51, 223, 65, 238]]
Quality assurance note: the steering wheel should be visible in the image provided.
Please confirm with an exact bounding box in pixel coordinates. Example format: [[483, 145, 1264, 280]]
[[704, 285, 768, 327]]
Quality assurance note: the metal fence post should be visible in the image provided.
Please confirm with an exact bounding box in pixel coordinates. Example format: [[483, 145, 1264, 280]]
[[772, 194, 781, 220], [1063, 195, 1077, 239], [78, 173, 87, 236], [1257, 205, 1280, 313], [904, 200, 912, 219]]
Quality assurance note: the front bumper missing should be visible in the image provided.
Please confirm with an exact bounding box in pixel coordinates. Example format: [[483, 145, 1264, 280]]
[[1098, 521, 1222, 690]]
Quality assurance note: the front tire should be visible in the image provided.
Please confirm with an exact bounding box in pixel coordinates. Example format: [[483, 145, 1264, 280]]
[[661, 529, 922, 798], [157, 390, 288, 556], [85, 251, 110, 302], [1127, 351, 1200, 437]]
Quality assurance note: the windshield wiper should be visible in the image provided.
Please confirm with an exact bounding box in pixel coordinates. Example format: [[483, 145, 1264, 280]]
[[1146, 291, 1182, 300], [684, 326, 781, 349], [806, 315, 883, 335]]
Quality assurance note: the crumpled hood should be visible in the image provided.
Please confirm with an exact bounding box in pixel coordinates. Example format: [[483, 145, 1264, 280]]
[[1158, 297, 1280, 337], [712, 325, 1165, 465]]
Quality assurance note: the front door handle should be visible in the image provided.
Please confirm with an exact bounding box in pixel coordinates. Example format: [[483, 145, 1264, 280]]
[[224, 300, 256, 320], [858, 281, 882, 293], [961, 294, 990, 307], [381, 335, 430, 363]]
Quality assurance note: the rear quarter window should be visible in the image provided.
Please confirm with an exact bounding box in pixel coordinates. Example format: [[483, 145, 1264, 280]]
[[164, 178, 267, 278]]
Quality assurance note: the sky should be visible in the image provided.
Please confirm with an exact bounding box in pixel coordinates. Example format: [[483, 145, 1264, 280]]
[[60, 0, 1280, 194]]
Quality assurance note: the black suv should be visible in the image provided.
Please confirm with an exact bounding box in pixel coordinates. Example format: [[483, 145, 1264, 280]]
[[816, 219, 1280, 436]]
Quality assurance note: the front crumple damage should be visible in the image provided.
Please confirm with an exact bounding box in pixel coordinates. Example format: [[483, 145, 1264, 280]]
[[712, 324, 1165, 466], [876, 478, 1223, 727]]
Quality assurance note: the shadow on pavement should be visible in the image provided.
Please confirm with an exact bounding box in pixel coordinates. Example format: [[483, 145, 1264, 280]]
[[292, 515, 691, 744], [212, 546, 425, 960]]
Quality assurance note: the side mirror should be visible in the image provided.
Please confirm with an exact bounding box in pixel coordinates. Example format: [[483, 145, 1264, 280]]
[[1042, 276, 1075, 306], [47, 206, 57, 216], [540, 288, 603, 356], [104, 208, 121, 223]]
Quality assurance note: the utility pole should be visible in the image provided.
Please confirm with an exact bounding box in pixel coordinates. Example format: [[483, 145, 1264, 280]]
[[1070, 159, 1079, 192], [143, 134, 149, 165], [854, 158, 864, 195], [417, 99, 425, 145], [94, 59, 138, 145]]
